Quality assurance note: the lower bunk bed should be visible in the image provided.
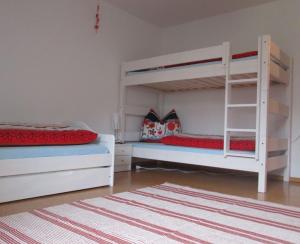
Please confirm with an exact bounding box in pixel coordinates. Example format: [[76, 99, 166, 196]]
[[131, 142, 287, 191], [132, 142, 255, 172], [0, 134, 115, 203]]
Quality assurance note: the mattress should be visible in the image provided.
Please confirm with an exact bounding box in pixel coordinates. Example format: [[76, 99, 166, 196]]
[[162, 134, 255, 151], [127, 51, 258, 75], [132, 141, 255, 158], [0, 121, 98, 146], [0, 139, 109, 160]]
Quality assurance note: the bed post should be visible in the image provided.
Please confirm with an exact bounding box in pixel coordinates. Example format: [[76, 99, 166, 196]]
[[99, 134, 115, 186], [258, 35, 271, 193], [120, 65, 126, 143], [223, 41, 231, 156], [283, 57, 293, 182]]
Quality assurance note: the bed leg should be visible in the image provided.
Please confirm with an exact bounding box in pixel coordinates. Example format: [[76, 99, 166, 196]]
[[258, 169, 267, 193], [100, 134, 115, 187], [283, 167, 290, 182]]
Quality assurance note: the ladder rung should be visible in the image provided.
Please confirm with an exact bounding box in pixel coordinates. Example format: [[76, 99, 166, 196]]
[[226, 128, 256, 133], [228, 78, 258, 84], [225, 151, 255, 158], [227, 103, 257, 108]]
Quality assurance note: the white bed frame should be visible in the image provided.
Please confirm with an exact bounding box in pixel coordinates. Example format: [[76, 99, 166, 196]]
[[120, 35, 292, 193], [0, 123, 114, 203]]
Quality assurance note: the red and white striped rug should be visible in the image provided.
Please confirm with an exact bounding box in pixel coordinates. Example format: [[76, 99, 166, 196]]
[[1, 183, 300, 243]]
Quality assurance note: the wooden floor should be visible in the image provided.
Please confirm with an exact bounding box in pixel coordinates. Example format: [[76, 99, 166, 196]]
[[1, 168, 300, 217]]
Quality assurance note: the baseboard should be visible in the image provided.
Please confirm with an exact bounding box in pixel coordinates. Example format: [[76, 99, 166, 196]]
[[290, 177, 300, 183], [269, 175, 300, 183]]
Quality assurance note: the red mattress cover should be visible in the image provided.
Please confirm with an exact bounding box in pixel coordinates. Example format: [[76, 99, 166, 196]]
[[0, 123, 98, 146], [162, 134, 255, 151]]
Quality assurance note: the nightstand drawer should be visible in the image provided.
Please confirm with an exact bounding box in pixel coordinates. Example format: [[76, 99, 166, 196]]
[[115, 155, 131, 166], [115, 144, 132, 156]]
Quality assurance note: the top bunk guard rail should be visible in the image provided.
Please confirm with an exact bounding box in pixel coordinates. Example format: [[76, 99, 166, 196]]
[[122, 44, 226, 73]]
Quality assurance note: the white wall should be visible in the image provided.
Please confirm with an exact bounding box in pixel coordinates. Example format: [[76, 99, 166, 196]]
[[160, 0, 300, 177], [0, 0, 161, 133], [1, 0, 299, 177]]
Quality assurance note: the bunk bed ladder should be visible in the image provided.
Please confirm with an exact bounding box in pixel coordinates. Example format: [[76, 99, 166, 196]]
[[223, 42, 259, 159]]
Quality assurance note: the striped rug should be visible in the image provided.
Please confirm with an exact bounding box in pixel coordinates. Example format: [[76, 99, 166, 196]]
[[1, 183, 300, 243]]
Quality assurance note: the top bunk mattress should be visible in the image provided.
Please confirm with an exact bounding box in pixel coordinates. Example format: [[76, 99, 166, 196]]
[[0, 139, 109, 160]]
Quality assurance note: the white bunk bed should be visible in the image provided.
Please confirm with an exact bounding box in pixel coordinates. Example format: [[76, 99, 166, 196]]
[[0, 122, 115, 203], [120, 35, 292, 193]]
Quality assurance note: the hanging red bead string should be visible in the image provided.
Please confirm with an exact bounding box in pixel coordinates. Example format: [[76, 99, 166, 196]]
[[94, 0, 100, 32]]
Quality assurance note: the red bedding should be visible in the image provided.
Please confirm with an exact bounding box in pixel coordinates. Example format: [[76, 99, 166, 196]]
[[0, 122, 98, 146], [162, 134, 255, 151]]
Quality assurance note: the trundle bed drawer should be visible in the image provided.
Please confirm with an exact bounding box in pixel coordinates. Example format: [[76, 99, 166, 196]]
[[0, 154, 112, 177], [0, 167, 111, 203]]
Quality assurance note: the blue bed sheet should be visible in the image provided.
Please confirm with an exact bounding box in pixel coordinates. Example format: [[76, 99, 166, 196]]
[[0, 140, 109, 160]]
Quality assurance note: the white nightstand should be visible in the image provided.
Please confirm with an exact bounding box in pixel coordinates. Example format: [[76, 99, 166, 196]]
[[114, 143, 132, 172]]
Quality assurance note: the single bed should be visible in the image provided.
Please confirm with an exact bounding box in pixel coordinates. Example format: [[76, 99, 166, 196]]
[[131, 142, 257, 172], [0, 122, 114, 203]]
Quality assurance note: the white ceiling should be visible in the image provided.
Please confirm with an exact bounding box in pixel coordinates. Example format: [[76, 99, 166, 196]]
[[106, 0, 276, 27]]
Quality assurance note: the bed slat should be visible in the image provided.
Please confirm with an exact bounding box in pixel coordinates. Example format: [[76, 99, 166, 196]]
[[271, 42, 290, 70], [268, 138, 288, 152], [270, 61, 289, 85], [269, 98, 289, 117], [267, 155, 287, 172]]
